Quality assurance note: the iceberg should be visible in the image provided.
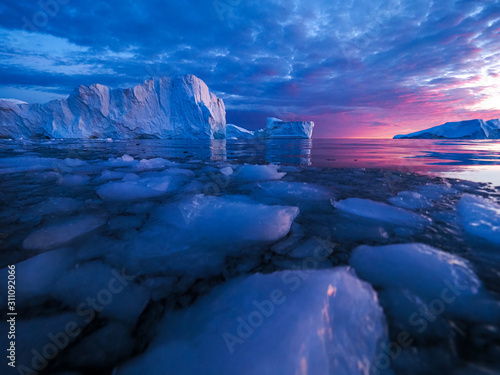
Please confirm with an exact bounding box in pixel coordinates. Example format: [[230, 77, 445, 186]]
[[226, 124, 255, 139], [394, 119, 500, 139], [117, 268, 388, 375], [257, 117, 314, 139], [0, 75, 226, 139], [227, 118, 314, 139], [0, 80, 315, 140]]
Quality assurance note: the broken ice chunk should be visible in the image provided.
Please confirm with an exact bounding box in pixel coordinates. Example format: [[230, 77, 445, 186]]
[[457, 194, 500, 245], [157, 195, 299, 244], [416, 183, 458, 200], [388, 191, 432, 210], [22, 214, 107, 250], [117, 268, 387, 375], [234, 164, 286, 182], [57, 174, 90, 186], [95, 170, 128, 182], [249, 180, 334, 201], [350, 243, 500, 323], [333, 198, 431, 227], [52, 261, 149, 325], [0, 247, 76, 308]]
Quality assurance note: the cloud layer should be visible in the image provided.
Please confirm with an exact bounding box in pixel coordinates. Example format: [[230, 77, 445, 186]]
[[0, 0, 499, 137]]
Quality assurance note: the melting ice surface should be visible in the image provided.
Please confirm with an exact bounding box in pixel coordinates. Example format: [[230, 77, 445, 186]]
[[1, 138, 500, 375]]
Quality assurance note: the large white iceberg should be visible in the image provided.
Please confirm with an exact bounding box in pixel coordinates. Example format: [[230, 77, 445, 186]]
[[0, 75, 226, 139], [394, 119, 500, 139], [117, 268, 388, 375]]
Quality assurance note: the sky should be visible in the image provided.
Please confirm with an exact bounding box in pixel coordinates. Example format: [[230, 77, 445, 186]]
[[0, 0, 499, 138]]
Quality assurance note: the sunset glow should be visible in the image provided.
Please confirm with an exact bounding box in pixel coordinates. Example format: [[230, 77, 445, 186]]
[[0, 0, 499, 138]]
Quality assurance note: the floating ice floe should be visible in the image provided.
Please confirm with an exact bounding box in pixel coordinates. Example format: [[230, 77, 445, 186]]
[[457, 194, 500, 245], [350, 243, 500, 323], [248, 180, 334, 202], [95, 170, 128, 182], [416, 183, 458, 200], [157, 195, 299, 244], [52, 261, 149, 325], [220, 166, 233, 176], [233, 164, 286, 182], [20, 197, 81, 222], [0, 247, 76, 308], [333, 198, 431, 227], [96, 170, 191, 201], [57, 174, 90, 186], [388, 191, 433, 210], [0, 156, 59, 175], [117, 268, 388, 375], [122, 195, 300, 275], [22, 214, 107, 250]]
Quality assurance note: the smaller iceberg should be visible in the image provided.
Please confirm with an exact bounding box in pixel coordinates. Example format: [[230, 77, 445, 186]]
[[256, 117, 314, 139], [228, 117, 314, 139], [226, 124, 255, 139], [394, 119, 500, 139]]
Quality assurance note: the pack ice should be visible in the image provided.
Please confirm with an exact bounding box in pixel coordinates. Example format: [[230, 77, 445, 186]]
[[117, 268, 388, 375]]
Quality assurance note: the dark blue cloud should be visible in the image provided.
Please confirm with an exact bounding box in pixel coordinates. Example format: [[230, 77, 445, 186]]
[[0, 0, 499, 137]]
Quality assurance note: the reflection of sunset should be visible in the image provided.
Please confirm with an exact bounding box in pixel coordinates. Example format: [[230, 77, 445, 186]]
[[236, 138, 500, 185]]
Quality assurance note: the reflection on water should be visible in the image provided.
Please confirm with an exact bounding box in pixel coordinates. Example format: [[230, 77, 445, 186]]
[[1, 138, 499, 184]]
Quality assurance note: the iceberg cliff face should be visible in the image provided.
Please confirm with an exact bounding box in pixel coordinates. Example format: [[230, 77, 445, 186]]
[[394, 119, 500, 139], [0, 75, 226, 140]]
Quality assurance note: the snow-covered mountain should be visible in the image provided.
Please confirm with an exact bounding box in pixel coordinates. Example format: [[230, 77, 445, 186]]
[[0, 75, 226, 139], [394, 119, 500, 139]]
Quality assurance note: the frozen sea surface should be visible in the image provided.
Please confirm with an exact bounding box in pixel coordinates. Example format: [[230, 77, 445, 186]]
[[1, 139, 500, 375]]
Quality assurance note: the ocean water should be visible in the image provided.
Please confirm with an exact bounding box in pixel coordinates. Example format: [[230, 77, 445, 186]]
[[1, 138, 499, 375]]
